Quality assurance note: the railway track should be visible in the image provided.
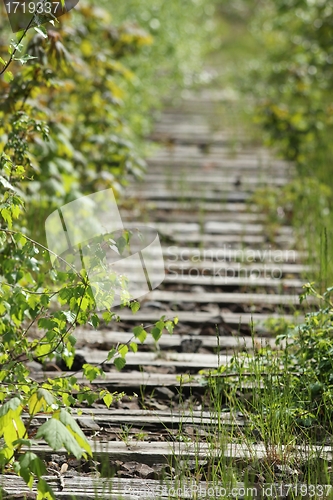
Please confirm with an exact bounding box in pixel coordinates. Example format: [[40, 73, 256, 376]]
[[1, 90, 315, 499]]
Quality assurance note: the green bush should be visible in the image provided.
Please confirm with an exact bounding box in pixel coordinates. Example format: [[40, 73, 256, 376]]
[[0, 0, 212, 494]]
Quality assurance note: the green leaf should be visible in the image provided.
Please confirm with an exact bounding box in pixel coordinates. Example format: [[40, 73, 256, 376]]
[[82, 364, 102, 382], [0, 397, 21, 418], [89, 313, 100, 329], [27, 294, 41, 310], [133, 326, 147, 343], [107, 348, 116, 361], [130, 342, 138, 353], [37, 478, 54, 500], [1, 208, 12, 227], [18, 452, 46, 486], [12, 438, 32, 448], [151, 326, 162, 342], [114, 357, 126, 370], [118, 344, 128, 358], [102, 391, 113, 408], [0, 397, 22, 430], [116, 236, 127, 255], [165, 321, 174, 334], [53, 408, 92, 457], [35, 418, 84, 459], [130, 301, 140, 313], [13, 233, 27, 247], [63, 311, 76, 323], [28, 389, 55, 415], [34, 26, 48, 38], [38, 318, 57, 330], [156, 320, 165, 330], [3, 414, 25, 446], [4, 71, 14, 83], [102, 311, 113, 324], [0, 175, 16, 191]]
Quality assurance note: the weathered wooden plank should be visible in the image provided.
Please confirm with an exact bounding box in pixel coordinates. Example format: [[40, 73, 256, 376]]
[[127, 189, 249, 202], [114, 310, 300, 326], [19, 441, 333, 464], [147, 163, 289, 178], [160, 246, 303, 262], [146, 155, 289, 170], [147, 142, 270, 154], [140, 177, 288, 189], [0, 476, 315, 500], [149, 221, 293, 237], [74, 329, 281, 351], [142, 291, 308, 306], [32, 370, 269, 390], [114, 259, 306, 276], [148, 147, 288, 162], [3, 476, 328, 500], [164, 262, 306, 275], [167, 232, 295, 247], [132, 244, 303, 264], [122, 210, 266, 223], [32, 371, 206, 388], [150, 132, 251, 146], [75, 350, 234, 369], [147, 157, 288, 171], [122, 200, 256, 213], [163, 275, 303, 288], [181, 88, 242, 101], [155, 142, 274, 155], [93, 440, 333, 462], [24, 409, 246, 427], [123, 211, 266, 224]]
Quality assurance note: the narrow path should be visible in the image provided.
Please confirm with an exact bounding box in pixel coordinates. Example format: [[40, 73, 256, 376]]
[[1, 89, 311, 499]]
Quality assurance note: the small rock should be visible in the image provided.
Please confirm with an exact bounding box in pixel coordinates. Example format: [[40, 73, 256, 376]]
[[152, 463, 175, 479], [142, 301, 166, 310], [67, 458, 82, 469], [147, 399, 169, 411], [120, 401, 140, 410], [2, 494, 36, 499], [181, 337, 202, 353], [273, 464, 300, 478], [26, 361, 43, 372], [77, 418, 101, 431], [136, 463, 155, 479], [121, 461, 154, 478], [122, 461, 138, 473], [50, 454, 67, 466], [178, 301, 196, 311], [177, 459, 207, 472], [155, 387, 175, 399], [143, 365, 176, 374], [43, 363, 62, 372], [117, 470, 133, 478], [200, 324, 218, 336], [192, 286, 206, 293], [201, 304, 220, 314], [184, 426, 207, 438]]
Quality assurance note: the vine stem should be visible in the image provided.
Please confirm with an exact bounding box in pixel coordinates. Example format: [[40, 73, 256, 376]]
[[0, 5, 41, 76]]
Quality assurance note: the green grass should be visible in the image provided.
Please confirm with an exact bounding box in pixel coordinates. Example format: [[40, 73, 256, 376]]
[[148, 6, 333, 496]]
